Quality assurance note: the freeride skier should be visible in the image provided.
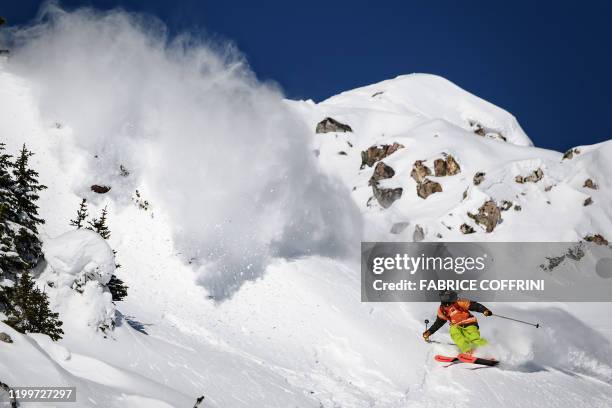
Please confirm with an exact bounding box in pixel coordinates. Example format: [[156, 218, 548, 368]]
[[423, 290, 492, 354]]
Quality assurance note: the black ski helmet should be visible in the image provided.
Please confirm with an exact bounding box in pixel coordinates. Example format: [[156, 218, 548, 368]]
[[439, 290, 458, 303]]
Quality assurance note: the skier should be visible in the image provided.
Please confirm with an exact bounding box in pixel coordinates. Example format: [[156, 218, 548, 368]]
[[423, 290, 492, 354]]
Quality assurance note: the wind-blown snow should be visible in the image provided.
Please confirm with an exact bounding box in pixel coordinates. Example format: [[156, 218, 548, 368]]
[[6, 4, 361, 298]]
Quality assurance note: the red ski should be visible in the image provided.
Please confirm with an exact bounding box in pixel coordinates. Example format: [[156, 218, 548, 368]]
[[457, 353, 499, 366], [434, 355, 460, 363]]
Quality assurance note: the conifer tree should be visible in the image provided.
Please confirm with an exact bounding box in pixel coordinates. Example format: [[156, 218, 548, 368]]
[[12, 144, 47, 267], [0, 16, 5, 26], [3, 271, 64, 341], [70, 198, 89, 229], [87, 207, 128, 301], [0, 144, 26, 274], [87, 206, 110, 239], [107, 274, 128, 301]]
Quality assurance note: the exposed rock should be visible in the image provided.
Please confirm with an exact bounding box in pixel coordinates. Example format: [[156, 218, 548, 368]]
[[91, 185, 111, 194], [0, 380, 17, 408], [462, 188, 468, 200], [372, 185, 403, 209], [119, 164, 130, 177], [515, 168, 543, 184], [468, 200, 502, 233], [544, 185, 554, 192], [390, 222, 410, 235], [434, 155, 461, 177], [584, 234, 609, 246], [584, 197, 593, 206], [338, 151, 347, 156], [371, 91, 384, 97], [445, 155, 461, 176], [584, 178, 598, 190], [562, 148, 581, 160], [413, 225, 425, 242], [315, 117, 352, 133], [514, 204, 522, 211], [500, 200, 513, 211], [0, 332, 12, 343], [473, 172, 486, 185], [460, 223, 476, 234], [360, 143, 404, 169], [470, 121, 486, 136], [436, 233, 443, 239], [369, 162, 395, 186], [410, 160, 432, 183], [193, 395, 205, 408], [417, 179, 443, 199]]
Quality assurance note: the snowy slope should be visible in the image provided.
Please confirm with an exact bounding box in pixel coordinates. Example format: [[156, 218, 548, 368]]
[[1, 24, 612, 408]]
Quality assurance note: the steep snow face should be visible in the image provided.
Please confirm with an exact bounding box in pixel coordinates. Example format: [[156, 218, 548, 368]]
[[289, 74, 612, 243]]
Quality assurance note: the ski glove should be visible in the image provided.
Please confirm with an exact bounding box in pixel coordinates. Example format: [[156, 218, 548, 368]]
[[423, 331, 431, 341], [483, 309, 492, 316]]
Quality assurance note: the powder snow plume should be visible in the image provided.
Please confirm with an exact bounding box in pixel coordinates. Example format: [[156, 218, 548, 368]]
[[6, 3, 362, 298]]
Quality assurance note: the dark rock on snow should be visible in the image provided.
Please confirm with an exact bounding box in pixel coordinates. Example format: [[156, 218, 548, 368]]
[[91, 185, 111, 194], [315, 117, 352, 133]]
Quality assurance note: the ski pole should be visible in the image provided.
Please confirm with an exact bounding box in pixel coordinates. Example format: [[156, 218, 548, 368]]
[[494, 313, 540, 328]]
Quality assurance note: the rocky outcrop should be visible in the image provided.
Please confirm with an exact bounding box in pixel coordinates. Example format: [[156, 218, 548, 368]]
[[584, 234, 608, 246], [469, 121, 506, 141], [584, 178, 598, 190], [473, 172, 485, 185], [369, 162, 395, 186], [0, 332, 12, 343], [373, 185, 403, 209], [515, 168, 543, 184], [413, 224, 425, 242], [460, 223, 476, 234], [410, 160, 442, 199], [468, 200, 502, 233], [0, 380, 17, 407], [369, 161, 402, 208], [563, 148, 580, 160], [315, 117, 352, 133], [360, 143, 404, 169], [500, 200, 513, 211], [584, 197, 593, 206], [91, 185, 111, 194], [417, 179, 443, 199], [390, 222, 410, 235], [410, 160, 431, 183], [433, 155, 461, 177]]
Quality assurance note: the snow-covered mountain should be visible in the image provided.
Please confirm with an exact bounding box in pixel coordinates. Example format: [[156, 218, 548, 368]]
[[1, 8, 612, 408]]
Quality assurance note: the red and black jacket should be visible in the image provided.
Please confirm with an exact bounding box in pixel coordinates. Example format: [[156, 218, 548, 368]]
[[428, 299, 489, 335]]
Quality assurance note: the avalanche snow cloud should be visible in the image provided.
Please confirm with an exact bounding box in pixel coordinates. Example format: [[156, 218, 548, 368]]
[[7, 5, 361, 298]]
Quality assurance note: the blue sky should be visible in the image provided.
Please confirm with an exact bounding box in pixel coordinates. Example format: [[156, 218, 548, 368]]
[[3, 1, 611, 152]]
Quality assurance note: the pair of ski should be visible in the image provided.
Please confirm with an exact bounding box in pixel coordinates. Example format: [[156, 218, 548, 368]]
[[435, 354, 499, 367]]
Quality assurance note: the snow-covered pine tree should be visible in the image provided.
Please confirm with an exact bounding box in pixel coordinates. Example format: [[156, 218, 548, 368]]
[[3, 271, 64, 341], [0, 143, 26, 276], [70, 198, 89, 229], [12, 144, 47, 268], [88, 206, 128, 301], [87, 206, 110, 239]]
